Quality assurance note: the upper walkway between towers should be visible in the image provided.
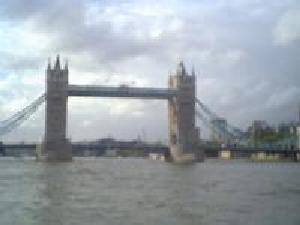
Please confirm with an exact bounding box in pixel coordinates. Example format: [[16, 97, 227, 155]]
[[68, 85, 177, 99]]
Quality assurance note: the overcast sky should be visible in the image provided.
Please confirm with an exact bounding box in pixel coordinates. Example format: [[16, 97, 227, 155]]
[[0, 0, 299, 142]]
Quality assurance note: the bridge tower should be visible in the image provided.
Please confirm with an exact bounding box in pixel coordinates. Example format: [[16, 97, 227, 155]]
[[40, 56, 72, 161], [168, 62, 202, 162]]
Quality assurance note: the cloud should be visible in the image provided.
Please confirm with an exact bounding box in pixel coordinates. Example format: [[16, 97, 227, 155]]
[[274, 8, 300, 45], [0, 0, 300, 142]]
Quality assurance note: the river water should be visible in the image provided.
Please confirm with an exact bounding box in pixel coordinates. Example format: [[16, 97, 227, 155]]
[[0, 158, 299, 225]]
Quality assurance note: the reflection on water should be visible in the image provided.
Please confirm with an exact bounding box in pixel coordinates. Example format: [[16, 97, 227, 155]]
[[0, 158, 300, 225]]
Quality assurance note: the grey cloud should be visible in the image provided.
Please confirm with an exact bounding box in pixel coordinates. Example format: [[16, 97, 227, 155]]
[[0, 51, 43, 71], [274, 8, 300, 45], [1, 0, 300, 141]]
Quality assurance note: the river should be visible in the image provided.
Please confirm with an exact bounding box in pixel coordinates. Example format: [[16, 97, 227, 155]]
[[0, 158, 299, 225]]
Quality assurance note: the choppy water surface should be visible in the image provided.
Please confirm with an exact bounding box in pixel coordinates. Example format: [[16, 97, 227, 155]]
[[0, 158, 300, 225]]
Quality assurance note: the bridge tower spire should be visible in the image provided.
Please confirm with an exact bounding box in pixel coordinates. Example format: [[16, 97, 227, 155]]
[[54, 54, 61, 70], [40, 55, 72, 161], [47, 58, 51, 71], [168, 61, 202, 162]]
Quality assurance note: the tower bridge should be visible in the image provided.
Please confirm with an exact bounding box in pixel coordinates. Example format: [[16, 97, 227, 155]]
[[2, 56, 297, 162], [39, 56, 200, 162]]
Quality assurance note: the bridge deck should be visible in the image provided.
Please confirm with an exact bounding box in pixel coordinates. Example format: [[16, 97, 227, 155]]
[[68, 85, 177, 99]]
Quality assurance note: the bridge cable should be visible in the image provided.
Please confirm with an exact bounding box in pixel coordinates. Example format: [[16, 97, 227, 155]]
[[195, 98, 244, 141], [0, 94, 46, 136]]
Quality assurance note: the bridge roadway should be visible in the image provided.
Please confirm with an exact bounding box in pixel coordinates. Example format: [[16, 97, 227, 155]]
[[227, 147, 299, 154], [1, 142, 168, 155], [3, 142, 299, 155], [199, 142, 300, 154], [3, 143, 36, 149], [68, 85, 177, 99]]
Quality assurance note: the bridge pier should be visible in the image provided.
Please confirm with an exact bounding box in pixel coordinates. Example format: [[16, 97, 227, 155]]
[[219, 150, 232, 160], [0, 141, 5, 156], [39, 56, 72, 161], [295, 152, 300, 162], [168, 62, 203, 163]]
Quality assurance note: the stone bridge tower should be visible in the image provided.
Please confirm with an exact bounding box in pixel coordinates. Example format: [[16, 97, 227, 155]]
[[168, 61, 201, 162], [40, 56, 72, 161]]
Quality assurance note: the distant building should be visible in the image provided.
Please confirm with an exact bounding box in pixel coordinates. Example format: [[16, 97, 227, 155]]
[[297, 126, 300, 149], [277, 122, 299, 149], [248, 120, 275, 145], [247, 120, 300, 149], [210, 118, 229, 144], [242, 105, 300, 149]]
